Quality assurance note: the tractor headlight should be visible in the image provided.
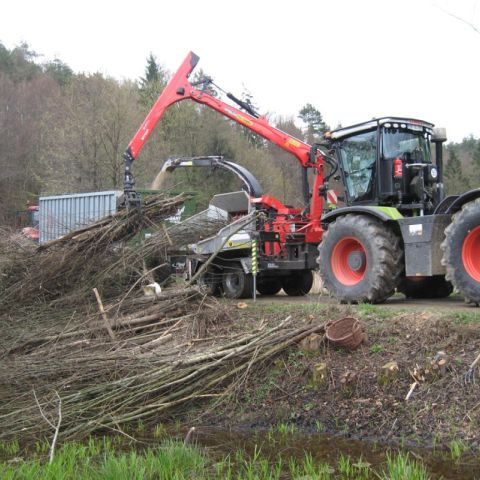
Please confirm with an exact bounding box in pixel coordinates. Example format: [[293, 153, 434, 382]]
[[429, 166, 438, 181]]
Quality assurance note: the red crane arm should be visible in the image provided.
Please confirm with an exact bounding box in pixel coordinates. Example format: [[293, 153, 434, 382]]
[[125, 51, 314, 167], [127, 52, 200, 160], [123, 52, 325, 237]]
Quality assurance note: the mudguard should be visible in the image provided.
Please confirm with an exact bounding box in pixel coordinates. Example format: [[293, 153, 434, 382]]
[[438, 188, 480, 215], [321, 205, 403, 224]]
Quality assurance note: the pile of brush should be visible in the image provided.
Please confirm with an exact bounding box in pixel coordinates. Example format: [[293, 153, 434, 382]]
[[0, 292, 323, 441], [0, 193, 325, 443]]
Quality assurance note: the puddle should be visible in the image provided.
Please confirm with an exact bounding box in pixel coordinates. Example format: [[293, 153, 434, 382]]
[[170, 426, 480, 479]]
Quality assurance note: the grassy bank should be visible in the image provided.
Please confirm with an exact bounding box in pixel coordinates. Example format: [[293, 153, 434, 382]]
[[0, 436, 432, 480], [199, 300, 480, 451]]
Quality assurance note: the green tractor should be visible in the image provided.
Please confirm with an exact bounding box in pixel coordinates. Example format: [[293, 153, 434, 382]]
[[319, 117, 479, 304]]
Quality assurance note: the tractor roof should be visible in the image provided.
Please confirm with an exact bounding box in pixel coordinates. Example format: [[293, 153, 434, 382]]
[[328, 117, 435, 141]]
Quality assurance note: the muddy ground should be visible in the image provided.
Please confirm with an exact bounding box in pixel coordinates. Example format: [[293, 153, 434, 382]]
[[191, 297, 480, 451]]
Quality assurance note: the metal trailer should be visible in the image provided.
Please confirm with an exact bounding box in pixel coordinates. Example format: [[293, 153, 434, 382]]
[[39, 191, 122, 244]]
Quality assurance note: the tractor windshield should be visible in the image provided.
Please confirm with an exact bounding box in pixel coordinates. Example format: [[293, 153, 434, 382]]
[[382, 129, 431, 163], [339, 130, 377, 203]]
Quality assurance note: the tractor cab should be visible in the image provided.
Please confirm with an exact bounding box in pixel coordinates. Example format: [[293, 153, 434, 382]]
[[327, 117, 443, 215]]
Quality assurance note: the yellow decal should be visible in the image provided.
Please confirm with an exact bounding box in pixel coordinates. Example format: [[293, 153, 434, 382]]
[[285, 138, 301, 148], [185, 161, 193, 166], [236, 115, 253, 127]]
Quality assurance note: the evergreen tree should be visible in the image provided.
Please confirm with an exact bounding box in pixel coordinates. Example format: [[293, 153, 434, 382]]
[[472, 140, 480, 188], [239, 88, 264, 149], [298, 103, 329, 143], [142, 54, 160, 83], [0, 42, 40, 82], [138, 53, 167, 107], [444, 146, 469, 194], [43, 58, 73, 86]]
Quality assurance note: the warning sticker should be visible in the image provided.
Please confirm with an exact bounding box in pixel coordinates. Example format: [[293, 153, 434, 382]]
[[409, 224, 423, 236]]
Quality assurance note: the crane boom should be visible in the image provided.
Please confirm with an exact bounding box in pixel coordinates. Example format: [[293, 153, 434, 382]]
[[123, 51, 325, 239]]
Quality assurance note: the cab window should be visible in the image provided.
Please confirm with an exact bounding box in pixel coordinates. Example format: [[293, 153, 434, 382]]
[[339, 130, 377, 202]]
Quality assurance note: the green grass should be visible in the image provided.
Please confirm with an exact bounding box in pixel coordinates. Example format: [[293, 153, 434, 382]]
[[357, 303, 390, 319], [337, 454, 371, 479], [380, 452, 429, 480], [247, 368, 280, 403], [448, 439, 470, 460], [0, 437, 435, 480], [254, 301, 326, 316], [276, 422, 297, 436], [0, 439, 20, 456], [314, 419, 326, 433], [453, 311, 480, 324], [153, 422, 167, 439], [369, 343, 385, 354], [0, 438, 206, 480]]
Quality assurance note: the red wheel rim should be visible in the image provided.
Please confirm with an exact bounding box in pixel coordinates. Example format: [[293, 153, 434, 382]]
[[462, 226, 480, 282], [331, 237, 367, 286]]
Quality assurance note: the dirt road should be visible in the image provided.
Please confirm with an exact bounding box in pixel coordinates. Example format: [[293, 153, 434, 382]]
[[248, 292, 478, 312]]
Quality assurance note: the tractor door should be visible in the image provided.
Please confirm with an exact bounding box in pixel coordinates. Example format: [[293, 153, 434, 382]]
[[337, 129, 378, 205]]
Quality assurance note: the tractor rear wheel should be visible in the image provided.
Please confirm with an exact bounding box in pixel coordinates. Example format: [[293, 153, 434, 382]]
[[441, 198, 480, 305], [281, 271, 314, 296], [257, 279, 282, 296], [221, 264, 253, 299], [399, 275, 453, 299], [318, 215, 402, 303]]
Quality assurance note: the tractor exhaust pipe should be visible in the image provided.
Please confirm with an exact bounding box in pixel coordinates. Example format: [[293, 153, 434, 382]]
[[432, 127, 447, 203]]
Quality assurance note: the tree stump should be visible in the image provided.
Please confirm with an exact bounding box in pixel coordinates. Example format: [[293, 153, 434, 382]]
[[299, 333, 323, 354], [311, 362, 328, 389], [339, 370, 358, 398], [378, 361, 399, 386], [425, 351, 448, 379]]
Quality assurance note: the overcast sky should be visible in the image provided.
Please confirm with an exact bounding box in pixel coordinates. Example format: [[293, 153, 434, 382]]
[[2, 0, 480, 142]]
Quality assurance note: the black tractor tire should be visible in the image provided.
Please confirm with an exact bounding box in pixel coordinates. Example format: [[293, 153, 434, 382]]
[[256, 279, 282, 296], [281, 270, 314, 296], [318, 215, 403, 304], [441, 198, 480, 305], [399, 275, 453, 299], [221, 265, 253, 299]]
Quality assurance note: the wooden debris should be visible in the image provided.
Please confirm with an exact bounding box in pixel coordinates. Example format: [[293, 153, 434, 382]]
[[405, 381, 418, 401], [340, 370, 358, 386], [93, 288, 116, 341]]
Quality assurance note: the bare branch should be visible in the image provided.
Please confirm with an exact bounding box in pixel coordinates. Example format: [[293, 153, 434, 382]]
[[436, 4, 480, 35], [49, 391, 62, 464]]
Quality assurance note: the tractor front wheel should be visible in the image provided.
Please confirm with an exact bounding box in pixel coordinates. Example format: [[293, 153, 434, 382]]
[[318, 215, 402, 303], [442, 199, 480, 305]]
